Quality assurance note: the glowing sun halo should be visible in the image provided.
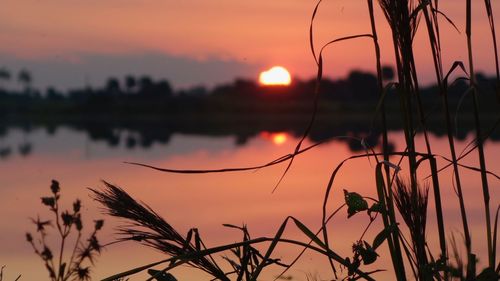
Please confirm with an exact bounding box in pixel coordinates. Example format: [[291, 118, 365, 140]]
[[259, 66, 291, 86]]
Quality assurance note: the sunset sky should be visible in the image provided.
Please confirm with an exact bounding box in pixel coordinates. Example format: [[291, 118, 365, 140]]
[[1, 0, 499, 90]]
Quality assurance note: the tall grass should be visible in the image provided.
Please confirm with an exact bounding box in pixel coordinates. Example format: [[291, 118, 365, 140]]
[[92, 1, 500, 280]]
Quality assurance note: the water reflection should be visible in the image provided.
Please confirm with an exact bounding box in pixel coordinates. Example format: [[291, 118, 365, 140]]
[[1, 114, 499, 159], [0, 127, 498, 280]]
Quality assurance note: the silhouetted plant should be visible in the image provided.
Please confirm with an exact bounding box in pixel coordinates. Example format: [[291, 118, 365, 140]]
[[393, 177, 429, 280], [91, 182, 384, 281], [0, 266, 21, 281], [26, 180, 104, 281]]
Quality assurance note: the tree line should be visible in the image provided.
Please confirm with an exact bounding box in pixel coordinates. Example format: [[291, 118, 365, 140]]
[[0, 66, 498, 116]]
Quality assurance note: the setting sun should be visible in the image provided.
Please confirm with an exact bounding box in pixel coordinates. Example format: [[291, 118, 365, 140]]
[[259, 66, 292, 86], [260, 131, 289, 145]]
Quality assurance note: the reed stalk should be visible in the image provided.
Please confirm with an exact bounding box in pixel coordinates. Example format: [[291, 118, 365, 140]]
[[416, 1, 475, 278], [376, 1, 446, 279], [428, 157, 447, 267], [367, 1, 409, 280], [466, 0, 494, 271], [483, 0, 500, 103]]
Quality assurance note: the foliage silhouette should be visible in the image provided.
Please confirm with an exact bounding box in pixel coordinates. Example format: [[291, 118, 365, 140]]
[[26, 180, 104, 281]]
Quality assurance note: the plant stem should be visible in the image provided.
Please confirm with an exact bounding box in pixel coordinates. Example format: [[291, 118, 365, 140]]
[[466, 0, 493, 270]]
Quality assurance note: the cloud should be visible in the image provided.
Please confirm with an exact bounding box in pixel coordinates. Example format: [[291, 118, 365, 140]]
[[0, 52, 260, 91]]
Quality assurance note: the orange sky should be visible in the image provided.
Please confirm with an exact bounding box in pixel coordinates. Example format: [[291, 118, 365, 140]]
[[0, 0, 499, 89]]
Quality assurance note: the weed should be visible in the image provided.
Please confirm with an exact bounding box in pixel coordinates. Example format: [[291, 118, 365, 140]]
[[26, 180, 104, 281]]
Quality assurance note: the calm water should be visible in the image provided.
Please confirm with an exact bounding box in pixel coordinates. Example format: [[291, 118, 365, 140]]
[[1, 126, 499, 280]]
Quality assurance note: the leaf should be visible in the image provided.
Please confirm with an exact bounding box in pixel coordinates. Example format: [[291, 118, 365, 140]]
[[344, 190, 368, 218], [292, 217, 326, 249], [61, 211, 73, 226], [94, 219, 104, 230], [45, 264, 55, 278], [73, 199, 81, 213], [373, 224, 396, 250], [41, 246, 53, 261], [409, 0, 430, 24], [58, 263, 66, 279], [347, 256, 360, 276], [41, 197, 55, 208], [182, 229, 194, 251], [432, 7, 460, 34], [368, 202, 383, 216], [443, 61, 468, 87], [50, 179, 60, 194], [25, 232, 33, 242], [222, 223, 244, 230], [74, 214, 82, 231], [148, 269, 178, 281], [360, 241, 378, 265], [250, 217, 289, 280], [101, 258, 173, 281], [382, 160, 401, 172], [475, 267, 498, 281]]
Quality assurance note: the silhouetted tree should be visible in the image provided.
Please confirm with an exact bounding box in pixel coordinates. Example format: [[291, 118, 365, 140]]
[[106, 77, 121, 95], [18, 69, 32, 93], [125, 75, 136, 94], [180, 85, 208, 96], [234, 79, 257, 98], [138, 76, 154, 95], [0, 67, 11, 90], [153, 80, 173, 97], [46, 87, 64, 101]]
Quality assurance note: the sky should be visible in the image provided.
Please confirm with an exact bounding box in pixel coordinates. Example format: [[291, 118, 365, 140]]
[[0, 0, 499, 91]]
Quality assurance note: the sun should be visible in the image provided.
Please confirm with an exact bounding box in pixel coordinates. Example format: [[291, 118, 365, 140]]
[[272, 133, 288, 145], [260, 131, 289, 145], [259, 66, 292, 86]]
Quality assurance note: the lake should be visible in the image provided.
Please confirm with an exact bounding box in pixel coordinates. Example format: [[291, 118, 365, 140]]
[[0, 123, 498, 280]]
